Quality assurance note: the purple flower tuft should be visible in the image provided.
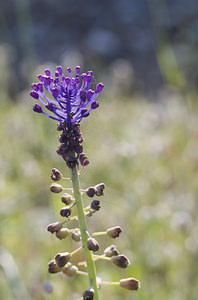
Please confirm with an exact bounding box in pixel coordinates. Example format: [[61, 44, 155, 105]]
[[30, 66, 104, 124]]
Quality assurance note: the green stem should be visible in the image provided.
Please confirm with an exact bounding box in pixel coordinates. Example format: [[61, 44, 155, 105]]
[[71, 166, 99, 300]]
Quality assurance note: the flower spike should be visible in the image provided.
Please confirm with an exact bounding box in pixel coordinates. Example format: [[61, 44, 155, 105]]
[[31, 65, 140, 300], [30, 66, 104, 125]]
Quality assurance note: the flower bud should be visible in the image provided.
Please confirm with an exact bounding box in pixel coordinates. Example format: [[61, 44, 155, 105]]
[[87, 237, 99, 252], [110, 255, 130, 268], [61, 193, 73, 205], [86, 187, 97, 197], [60, 207, 71, 217], [63, 265, 78, 277], [90, 200, 100, 211], [71, 231, 81, 242], [79, 153, 90, 166], [83, 288, 94, 300], [55, 252, 72, 268], [106, 226, 123, 238], [104, 245, 119, 257], [51, 168, 62, 181], [94, 183, 105, 196], [55, 228, 69, 239], [66, 157, 78, 169], [47, 222, 63, 233], [48, 260, 63, 273], [120, 278, 140, 290], [50, 183, 63, 193]]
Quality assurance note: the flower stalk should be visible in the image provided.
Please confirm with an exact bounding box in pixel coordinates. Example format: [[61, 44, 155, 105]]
[[71, 165, 99, 300], [30, 65, 140, 299]]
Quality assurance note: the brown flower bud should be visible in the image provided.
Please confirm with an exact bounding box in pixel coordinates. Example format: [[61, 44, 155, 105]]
[[106, 226, 123, 238], [94, 183, 105, 196], [120, 278, 140, 290], [83, 288, 94, 300], [55, 252, 72, 268], [47, 222, 63, 233], [110, 255, 130, 268], [87, 237, 99, 252], [104, 245, 119, 257], [60, 207, 71, 217], [90, 200, 100, 211], [50, 183, 63, 193], [86, 187, 97, 197], [55, 228, 69, 239], [79, 153, 90, 166], [61, 193, 73, 205], [48, 260, 63, 273], [66, 157, 78, 169], [51, 168, 62, 181], [63, 265, 78, 277], [71, 231, 81, 242]]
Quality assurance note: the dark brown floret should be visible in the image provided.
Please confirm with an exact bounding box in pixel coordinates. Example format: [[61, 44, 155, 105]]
[[120, 278, 140, 290], [90, 200, 101, 211], [111, 255, 130, 268], [83, 288, 94, 300], [51, 168, 62, 181], [60, 207, 72, 217], [87, 237, 99, 252]]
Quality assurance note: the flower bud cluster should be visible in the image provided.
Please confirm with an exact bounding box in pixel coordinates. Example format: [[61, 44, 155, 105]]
[[56, 121, 89, 169], [47, 169, 106, 282], [47, 167, 139, 298], [86, 183, 106, 197]]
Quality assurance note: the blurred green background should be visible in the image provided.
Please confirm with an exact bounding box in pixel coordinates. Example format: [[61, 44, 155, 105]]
[[1, 1, 198, 300]]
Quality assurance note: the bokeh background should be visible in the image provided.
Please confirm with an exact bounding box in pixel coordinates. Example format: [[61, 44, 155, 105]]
[[1, 0, 198, 299]]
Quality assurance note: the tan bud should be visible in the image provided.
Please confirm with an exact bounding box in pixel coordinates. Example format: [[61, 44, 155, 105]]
[[71, 231, 81, 242], [48, 260, 63, 273], [50, 183, 63, 193], [120, 278, 140, 290], [47, 222, 63, 233], [55, 252, 72, 267], [55, 228, 69, 239], [104, 245, 119, 257], [106, 226, 123, 238], [63, 265, 78, 277], [110, 255, 130, 268], [61, 193, 73, 205]]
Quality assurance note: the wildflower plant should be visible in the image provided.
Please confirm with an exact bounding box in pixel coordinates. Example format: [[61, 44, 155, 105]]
[[30, 66, 140, 299]]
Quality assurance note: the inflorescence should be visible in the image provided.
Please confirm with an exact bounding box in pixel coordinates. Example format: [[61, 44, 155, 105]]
[[30, 66, 140, 299], [30, 66, 103, 168]]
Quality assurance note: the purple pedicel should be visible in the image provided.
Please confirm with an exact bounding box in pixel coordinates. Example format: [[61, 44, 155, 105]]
[[30, 66, 104, 124]]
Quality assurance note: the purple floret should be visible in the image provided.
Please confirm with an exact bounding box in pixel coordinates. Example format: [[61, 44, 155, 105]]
[[30, 66, 104, 124]]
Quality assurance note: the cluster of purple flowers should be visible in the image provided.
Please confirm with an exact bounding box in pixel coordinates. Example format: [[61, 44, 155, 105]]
[[30, 66, 104, 125]]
